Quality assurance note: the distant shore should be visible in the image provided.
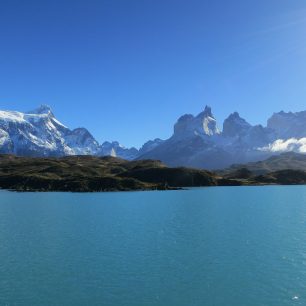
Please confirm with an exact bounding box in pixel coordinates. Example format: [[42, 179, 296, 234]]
[[0, 154, 240, 192], [1, 154, 305, 192]]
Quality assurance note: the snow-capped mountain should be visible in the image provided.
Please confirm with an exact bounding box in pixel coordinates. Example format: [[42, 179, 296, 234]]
[[0, 105, 138, 159], [138, 106, 231, 169], [0, 105, 79, 156], [138, 106, 306, 169], [2, 104, 306, 169], [99, 141, 139, 160], [173, 106, 220, 139]]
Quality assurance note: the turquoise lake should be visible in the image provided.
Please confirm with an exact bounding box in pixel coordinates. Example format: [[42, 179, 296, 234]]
[[1, 186, 306, 305]]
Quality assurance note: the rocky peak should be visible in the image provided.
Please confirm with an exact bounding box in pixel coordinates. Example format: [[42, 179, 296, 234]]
[[173, 106, 220, 137], [70, 128, 98, 144], [30, 104, 54, 117], [267, 110, 306, 139], [203, 105, 213, 117], [223, 112, 251, 137], [196, 105, 213, 119], [173, 114, 194, 135], [139, 138, 164, 155], [196, 105, 220, 136]]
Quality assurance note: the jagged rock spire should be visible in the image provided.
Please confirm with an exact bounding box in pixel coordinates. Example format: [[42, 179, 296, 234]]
[[174, 105, 220, 137], [203, 105, 213, 117], [222, 112, 251, 137]]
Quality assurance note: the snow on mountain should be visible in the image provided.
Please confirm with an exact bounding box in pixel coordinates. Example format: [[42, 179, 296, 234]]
[[0, 105, 136, 158], [0, 105, 69, 156], [138, 106, 231, 169], [99, 141, 139, 160], [65, 128, 100, 155], [138, 106, 306, 169], [199, 105, 221, 136], [173, 106, 220, 139], [138, 108, 306, 168], [2, 105, 306, 168]]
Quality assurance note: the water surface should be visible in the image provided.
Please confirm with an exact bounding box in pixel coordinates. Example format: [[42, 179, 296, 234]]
[[1, 186, 306, 305]]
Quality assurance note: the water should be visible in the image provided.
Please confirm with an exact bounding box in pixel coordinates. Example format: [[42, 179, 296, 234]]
[[1, 186, 306, 305]]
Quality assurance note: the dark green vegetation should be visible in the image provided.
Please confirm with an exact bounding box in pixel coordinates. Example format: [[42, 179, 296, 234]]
[[222, 152, 306, 175], [220, 152, 306, 185], [0, 155, 238, 192], [2, 152, 306, 192]]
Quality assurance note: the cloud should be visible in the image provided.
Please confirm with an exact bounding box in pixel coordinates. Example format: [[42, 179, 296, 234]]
[[259, 138, 306, 153]]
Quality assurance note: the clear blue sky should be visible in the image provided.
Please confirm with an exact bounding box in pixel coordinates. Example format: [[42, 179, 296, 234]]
[[1, 0, 306, 148]]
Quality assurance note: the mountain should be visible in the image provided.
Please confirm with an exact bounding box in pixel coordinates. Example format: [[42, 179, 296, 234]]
[[267, 110, 306, 139], [0, 104, 92, 156], [135, 106, 230, 169], [0, 105, 138, 159], [138, 138, 164, 155], [99, 141, 139, 160], [138, 107, 306, 169], [173, 106, 220, 139], [2, 105, 306, 169], [138, 106, 273, 169], [222, 111, 252, 137]]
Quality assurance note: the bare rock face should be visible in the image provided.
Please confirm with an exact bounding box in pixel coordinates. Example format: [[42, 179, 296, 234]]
[[196, 105, 221, 136], [139, 138, 164, 155], [138, 106, 306, 169], [267, 110, 306, 139], [223, 112, 251, 137], [173, 105, 220, 139]]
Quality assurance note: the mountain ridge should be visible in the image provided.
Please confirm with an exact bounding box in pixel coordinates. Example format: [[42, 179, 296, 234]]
[[138, 106, 306, 169], [0, 105, 138, 159], [1, 104, 306, 169]]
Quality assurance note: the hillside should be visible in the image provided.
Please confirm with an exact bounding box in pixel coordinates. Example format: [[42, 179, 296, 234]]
[[0, 155, 237, 192], [221, 152, 306, 177], [3, 153, 306, 192]]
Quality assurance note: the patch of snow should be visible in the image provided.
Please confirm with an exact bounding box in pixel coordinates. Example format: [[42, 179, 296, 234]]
[[52, 117, 68, 128], [0, 111, 26, 123], [0, 129, 9, 145]]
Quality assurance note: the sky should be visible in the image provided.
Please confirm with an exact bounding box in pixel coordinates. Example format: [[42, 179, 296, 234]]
[[1, 0, 306, 148]]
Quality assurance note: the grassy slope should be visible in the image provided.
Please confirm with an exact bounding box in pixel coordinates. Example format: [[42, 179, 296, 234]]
[[0, 155, 238, 192], [3, 152, 306, 192], [222, 152, 306, 176]]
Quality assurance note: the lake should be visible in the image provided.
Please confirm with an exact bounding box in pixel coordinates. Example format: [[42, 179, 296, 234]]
[[1, 186, 306, 305]]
